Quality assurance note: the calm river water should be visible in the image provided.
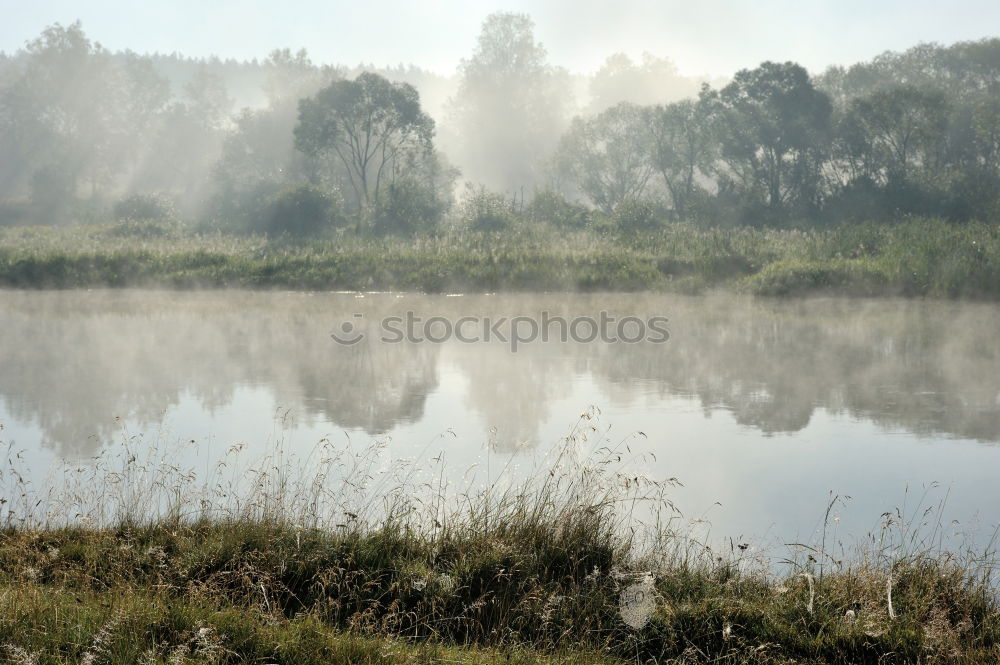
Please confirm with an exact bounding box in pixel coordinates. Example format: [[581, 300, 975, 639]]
[[2, 290, 998, 560]]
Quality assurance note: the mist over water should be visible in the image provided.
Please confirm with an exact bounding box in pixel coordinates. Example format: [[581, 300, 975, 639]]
[[2, 290, 998, 557], [4, 6, 1000, 662]]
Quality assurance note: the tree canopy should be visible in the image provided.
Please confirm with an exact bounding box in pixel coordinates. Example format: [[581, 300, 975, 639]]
[[295, 72, 435, 211], [446, 12, 570, 193]]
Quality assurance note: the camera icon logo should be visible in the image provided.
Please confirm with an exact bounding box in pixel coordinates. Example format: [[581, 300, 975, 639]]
[[330, 313, 366, 345]]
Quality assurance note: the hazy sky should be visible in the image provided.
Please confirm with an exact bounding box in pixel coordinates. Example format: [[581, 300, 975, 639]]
[[2, 0, 998, 77]]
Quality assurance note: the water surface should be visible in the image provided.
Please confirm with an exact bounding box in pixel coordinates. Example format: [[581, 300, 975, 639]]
[[2, 290, 998, 559]]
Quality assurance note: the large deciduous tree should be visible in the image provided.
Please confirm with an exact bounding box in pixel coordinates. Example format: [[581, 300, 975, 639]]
[[295, 72, 434, 211], [446, 12, 570, 193], [840, 85, 949, 184], [0, 22, 128, 205], [554, 103, 653, 214], [645, 98, 717, 220], [711, 62, 832, 218], [135, 64, 231, 209]]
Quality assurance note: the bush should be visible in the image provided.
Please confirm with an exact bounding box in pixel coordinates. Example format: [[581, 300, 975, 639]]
[[265, 184, 342, 237], [459, 186, 518, 232], [209, 179, 286, 234], [613, 199, 664, 233], [372, 180, 445, 236], [526, 189, 591, 229], [113, 193, 176, 222], [823, 177, 891, 224]]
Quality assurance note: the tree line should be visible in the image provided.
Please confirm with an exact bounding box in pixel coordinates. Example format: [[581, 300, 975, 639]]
[[1, 16, 999, 235], [556, 53, 1000, 228]]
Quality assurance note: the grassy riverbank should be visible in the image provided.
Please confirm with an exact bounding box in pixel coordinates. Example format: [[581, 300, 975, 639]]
[[2, 429, 998, 664], [3, 511, 997, 663], [1, 218, 999, 298]]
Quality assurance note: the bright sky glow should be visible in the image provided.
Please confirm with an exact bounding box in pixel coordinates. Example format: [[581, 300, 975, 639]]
[[2, 0, 998, 76]]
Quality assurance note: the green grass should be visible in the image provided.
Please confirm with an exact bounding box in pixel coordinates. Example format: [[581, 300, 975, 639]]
[[1, 218, 998, 297], [0, 582, 618, 664], [2, 512, 998, 663]]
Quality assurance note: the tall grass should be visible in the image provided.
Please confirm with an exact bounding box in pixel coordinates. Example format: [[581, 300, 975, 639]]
[[1, 410, 998, 663], [2, 218, 999, 297]]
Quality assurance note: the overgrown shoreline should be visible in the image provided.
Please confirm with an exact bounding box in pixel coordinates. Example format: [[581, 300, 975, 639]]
[[2, 422, 999, 664], [3, 515, 997, 664], [1, 218, 999, 299]]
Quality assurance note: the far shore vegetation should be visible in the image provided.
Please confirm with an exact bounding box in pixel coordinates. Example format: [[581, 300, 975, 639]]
[[1, 217, 998, 299], [2, 24, 1000, 301]]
